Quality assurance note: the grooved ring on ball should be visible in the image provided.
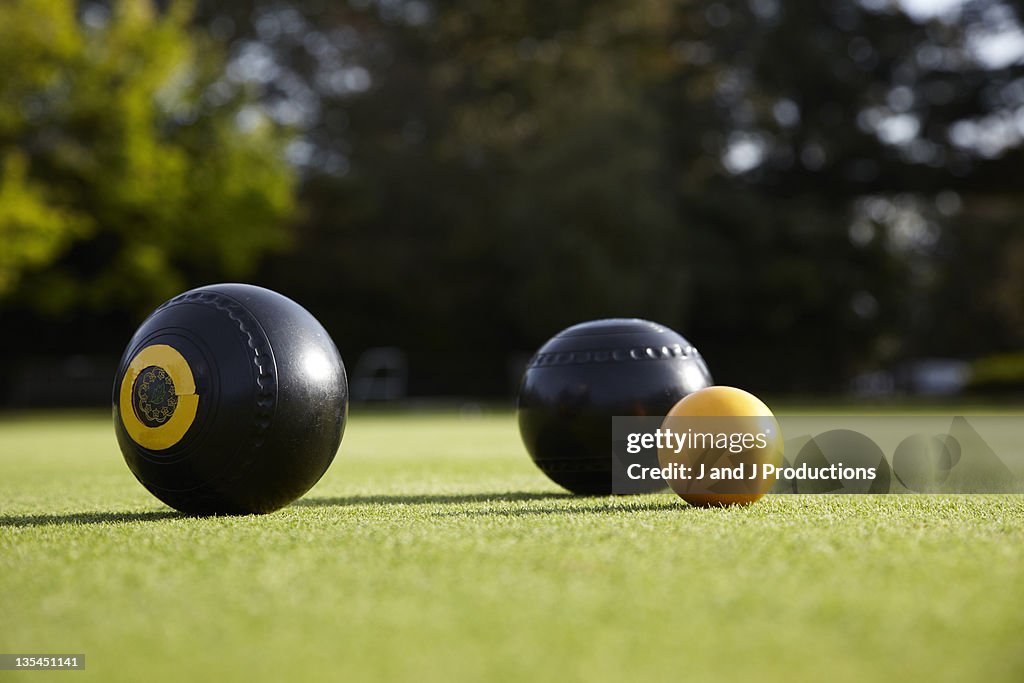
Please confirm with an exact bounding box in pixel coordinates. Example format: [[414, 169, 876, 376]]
[[119, 344, 199, 450]]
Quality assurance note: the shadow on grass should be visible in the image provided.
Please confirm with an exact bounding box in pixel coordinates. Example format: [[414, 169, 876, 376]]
[[432, 499, 685, 517], [296, 492, 574, 507], [301, 492, 690, 516], [0, 492, 672, 526], [0, 510, 181, 528]]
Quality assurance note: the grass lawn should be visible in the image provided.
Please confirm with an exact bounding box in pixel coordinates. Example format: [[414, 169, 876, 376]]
[[1, 409, 1023, 682]]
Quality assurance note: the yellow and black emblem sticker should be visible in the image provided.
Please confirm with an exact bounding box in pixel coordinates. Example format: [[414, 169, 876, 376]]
[[118, 344, 199, 450]]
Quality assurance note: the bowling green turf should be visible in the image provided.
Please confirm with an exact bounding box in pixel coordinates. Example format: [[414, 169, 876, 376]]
[[0, 409, 1022, 683]]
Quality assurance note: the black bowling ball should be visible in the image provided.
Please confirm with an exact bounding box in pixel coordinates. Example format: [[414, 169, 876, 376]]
[[113, 284, 348, 514], [517, 319, 712, 495]]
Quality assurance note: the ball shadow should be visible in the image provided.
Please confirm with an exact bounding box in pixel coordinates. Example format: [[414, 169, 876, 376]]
[[0, 510, 182, 528], [0, 492, 682, 526], [432, 499, 685, 517], [295, 492, 575, 507]]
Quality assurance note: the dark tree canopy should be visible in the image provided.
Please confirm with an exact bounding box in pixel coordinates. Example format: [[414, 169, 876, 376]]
[[2, 0, 1022, 397]]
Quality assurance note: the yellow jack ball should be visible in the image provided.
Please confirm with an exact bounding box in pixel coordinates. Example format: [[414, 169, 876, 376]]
[[658, 386, 783, 507]]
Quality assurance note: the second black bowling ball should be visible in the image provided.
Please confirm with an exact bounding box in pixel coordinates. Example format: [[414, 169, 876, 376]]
[[517, 319, 713, 495]]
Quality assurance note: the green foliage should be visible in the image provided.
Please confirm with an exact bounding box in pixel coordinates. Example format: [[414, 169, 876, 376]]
[[3, 0, 1022, 394], [0, 0, 295, 314], [0, 152, 89, 294], [972, 352, 1024, 388]]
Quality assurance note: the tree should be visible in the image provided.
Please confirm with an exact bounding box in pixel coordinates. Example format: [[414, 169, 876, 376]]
[[6, 0, 1022, 397], [0, 0, 296, 315], [202, 0, 1024, 393]]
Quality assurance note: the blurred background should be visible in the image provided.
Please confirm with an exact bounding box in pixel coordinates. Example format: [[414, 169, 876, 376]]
[[1, 0, 1022, 407]]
